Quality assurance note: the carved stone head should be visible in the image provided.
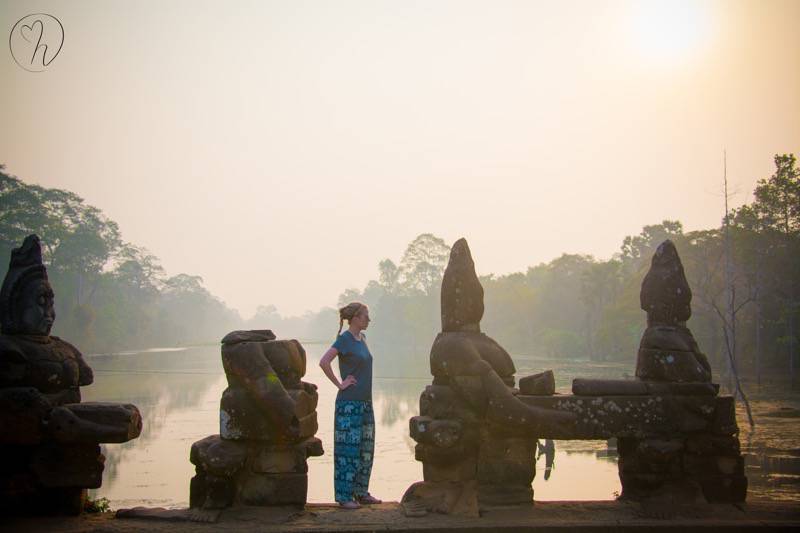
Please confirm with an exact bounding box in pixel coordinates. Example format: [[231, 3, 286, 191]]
[[640, 239, 692, 326], [0, 235, 56, 336]]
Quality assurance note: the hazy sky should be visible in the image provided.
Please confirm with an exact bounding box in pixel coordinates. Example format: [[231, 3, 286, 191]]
[[2, 0, 799, 317]]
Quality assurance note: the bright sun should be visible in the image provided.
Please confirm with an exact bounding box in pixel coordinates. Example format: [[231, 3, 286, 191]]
[[631, 0, 712, 63]]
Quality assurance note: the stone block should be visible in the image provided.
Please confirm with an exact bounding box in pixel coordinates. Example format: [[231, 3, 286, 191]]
[[572, 379, 647, 396], [49, 402, 142, 444], [221, 330, 276, 344], [220, 386, 299, 442], [43, 387, 82, 407], [262, 340, 305, 389], [477, 484, 533, 507], [711, 396, 738, 435], [401, 480, 480, 517], [619, 472, 670, 498], [189, 472, 206, 509], [0, 387, 50, 445], [301, 437, 324, 458], [716, 455, 745, 476], [415, 443, 477, 465], [519, 371, 555, 395], [410, 416, 465, 448], [639, 325, 699, 352], [289, 386, 318, 418], [644, 382, 719, 396], [297, 411, 318, 439], [203, 474, 235, 509], [636, 348, 712, 383], [30, 444, 104, 488], [251, 445, 306, 474], [450, 375, 488, 412], [685, 433, 713, 454], [430, 332, 516, 381], [710, 434, 741, 456], [190, 435, 247, 477], [221, 341, 301, 403], [476, 434, 535, 486], [8, 487, 88, 516], [423, 456, 477, 482], [683, 453, 744, 477], [0, 470, 37, 498], [637, 438, 684, 464], [419, 385, 480, 424], [237, 472, 307, 506], [517, 394, 716, 439], [696, 474, 747, 503]]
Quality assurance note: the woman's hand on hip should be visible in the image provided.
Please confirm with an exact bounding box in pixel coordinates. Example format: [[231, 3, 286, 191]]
[[339, 375, 357, 390]]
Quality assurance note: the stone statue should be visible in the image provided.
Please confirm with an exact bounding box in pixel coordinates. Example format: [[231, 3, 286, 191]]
[[0, 234, 142, 515], [404, 239, 745, 517], [636, 240, 712, 382], [431, 239, 575, 434], [0, 234, 94, 405], [403, 238, 575, 515], [189, 330, 323, 512]]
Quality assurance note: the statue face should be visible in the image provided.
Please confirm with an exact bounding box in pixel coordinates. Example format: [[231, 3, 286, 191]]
[[18, 279, 55, 335]]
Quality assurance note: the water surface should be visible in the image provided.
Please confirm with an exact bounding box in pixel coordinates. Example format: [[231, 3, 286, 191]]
[[83, 345, 796, 507]]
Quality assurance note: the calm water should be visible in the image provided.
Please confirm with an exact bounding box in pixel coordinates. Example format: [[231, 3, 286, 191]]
[[83, 344, 797, 508]]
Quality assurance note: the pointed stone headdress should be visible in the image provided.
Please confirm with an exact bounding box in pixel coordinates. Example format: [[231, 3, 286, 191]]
[[440, 238, 484, 332], [640, 239, 692, 326], [0, 234, 49, 334]]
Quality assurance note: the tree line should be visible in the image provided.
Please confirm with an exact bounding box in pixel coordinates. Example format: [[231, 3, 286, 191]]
[[321, 155, 799, 385], [1, 155, 797, 388], [0, 165, 240, 352]]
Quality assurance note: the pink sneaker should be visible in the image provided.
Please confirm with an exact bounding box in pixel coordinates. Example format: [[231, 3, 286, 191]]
[[339, 500, 361, 510], [357, 494, 382, 505]]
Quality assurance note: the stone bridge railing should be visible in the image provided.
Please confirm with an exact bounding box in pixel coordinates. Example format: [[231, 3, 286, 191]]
[[402, 238, 746, 516], [409, 378, 743, 511]]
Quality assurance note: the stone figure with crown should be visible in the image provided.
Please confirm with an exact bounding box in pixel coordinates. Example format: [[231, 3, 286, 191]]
[[0, 235, 142, 515]]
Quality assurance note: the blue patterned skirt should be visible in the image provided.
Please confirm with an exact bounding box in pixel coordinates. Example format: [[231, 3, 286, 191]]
[[333, 399, 375, 502]]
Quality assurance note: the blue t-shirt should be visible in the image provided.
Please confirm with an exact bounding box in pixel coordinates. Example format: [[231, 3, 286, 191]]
[[333, 330, 373, 402]]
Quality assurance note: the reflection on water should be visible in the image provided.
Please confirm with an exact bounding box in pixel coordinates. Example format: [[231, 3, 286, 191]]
[[84, 345, 225, 508], [738, 398, 800, 503], [83, 346, 799, 507]]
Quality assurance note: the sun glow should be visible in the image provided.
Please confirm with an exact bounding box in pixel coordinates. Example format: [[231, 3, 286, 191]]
[[631, 0, 713, 63]]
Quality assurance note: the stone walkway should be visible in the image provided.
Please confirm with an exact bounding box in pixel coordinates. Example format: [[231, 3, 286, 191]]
[[3, 501, 799, 532]]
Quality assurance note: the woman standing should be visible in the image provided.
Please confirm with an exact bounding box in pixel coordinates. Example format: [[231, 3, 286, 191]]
[[319, 302, 382, 509]]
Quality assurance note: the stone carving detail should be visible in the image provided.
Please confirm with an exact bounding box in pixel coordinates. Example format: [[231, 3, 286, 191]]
[[403, 239, 746, 516], [189, 330, 323, 510], [0, 235, 142, 515], [636, 240, 712, 382]]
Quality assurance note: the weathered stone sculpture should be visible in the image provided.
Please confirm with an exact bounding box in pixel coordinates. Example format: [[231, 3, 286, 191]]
[[189, 330, 323, 510], [619, 239, 742, 503], [404, 238, 745, 517], [636, 240, 712, 382], [517, 241, 745, 505], [404, 238, 576, 515], [0, 235, 142, 515]]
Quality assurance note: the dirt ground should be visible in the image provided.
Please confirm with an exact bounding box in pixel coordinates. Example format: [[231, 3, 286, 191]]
[[3, 501, 799, 532]]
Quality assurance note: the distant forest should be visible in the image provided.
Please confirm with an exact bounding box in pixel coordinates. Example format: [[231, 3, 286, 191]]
[[1, 155, 798, 386]]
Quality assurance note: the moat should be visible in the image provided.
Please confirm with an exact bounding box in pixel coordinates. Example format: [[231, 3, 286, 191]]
[[83, 344, 799, 508]]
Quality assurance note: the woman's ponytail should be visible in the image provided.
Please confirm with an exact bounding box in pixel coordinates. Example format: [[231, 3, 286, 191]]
[[337, 301, 366, 338]]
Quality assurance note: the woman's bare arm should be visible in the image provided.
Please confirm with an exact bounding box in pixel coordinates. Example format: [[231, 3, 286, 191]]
[[319, 347, 357, 390]]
